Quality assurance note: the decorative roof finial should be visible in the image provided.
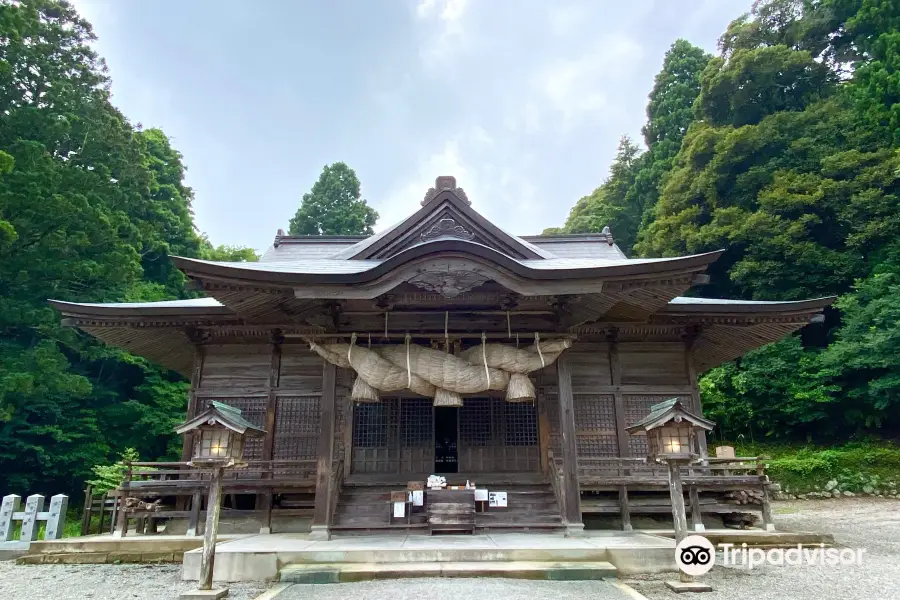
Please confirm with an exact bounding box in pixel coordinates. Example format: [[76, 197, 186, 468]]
[[601, 225, 614, 246], [274, 228, 286, 247], [422, 175, 471, 206]]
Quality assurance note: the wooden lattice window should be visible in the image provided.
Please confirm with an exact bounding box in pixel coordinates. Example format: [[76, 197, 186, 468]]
[[574, 394, 618, 458], [352, 400, 398, 448], [459, 399, 492, 446], [503, 402, 538, 446], [400, 398, 433, 448], [273, 395, 320, 460]]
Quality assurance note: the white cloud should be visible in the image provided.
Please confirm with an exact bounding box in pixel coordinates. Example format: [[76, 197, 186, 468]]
[[413, 0, 471, 66], [527, 35, 644, 133]]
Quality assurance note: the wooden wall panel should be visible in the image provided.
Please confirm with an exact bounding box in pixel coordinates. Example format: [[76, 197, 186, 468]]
[[574, 394, 618, 458], [567, 349, 612, 390], [273, 395, 320, 459], [279, 345, 325, 392], [200, 344, 271, 392], [618, 342, 689, 386]]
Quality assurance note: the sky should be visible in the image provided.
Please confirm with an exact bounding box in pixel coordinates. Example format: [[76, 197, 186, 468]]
[[70, 0, 753, 255]]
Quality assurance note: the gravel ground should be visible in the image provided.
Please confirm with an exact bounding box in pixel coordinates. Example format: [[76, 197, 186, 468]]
[[3, 498, 897, 600], [0, 562, 267, 600], [625, 497, 900, 600]]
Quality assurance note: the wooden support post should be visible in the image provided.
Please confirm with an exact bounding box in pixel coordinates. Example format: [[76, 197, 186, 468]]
[[689, 485, 704, 532], [80, 486, 92, 537], [113, 463, 132, 537], [556, 352, 584, 536], [187, 491, 203, 536], [310, 361, 337, 540], [199, 467, 224, 591], [537, 384, 551, 475], [666, 461, 688, 544], [685, 346, 708, 458], [609, 340, 630, 460], [761, 483, 775, 531], [178, 347, 205, 513], [618, 486, 632, 531], [259, 340, 281, 534]]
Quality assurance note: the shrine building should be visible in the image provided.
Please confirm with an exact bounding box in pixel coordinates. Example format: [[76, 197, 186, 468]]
[[50, 176, 833, 538]]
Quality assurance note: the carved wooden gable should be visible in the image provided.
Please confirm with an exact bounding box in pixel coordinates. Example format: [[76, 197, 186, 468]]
[[351, 178, 543, 262]]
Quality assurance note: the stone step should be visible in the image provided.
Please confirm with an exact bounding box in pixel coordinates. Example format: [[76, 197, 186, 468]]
[[279, 560, 617, 583]]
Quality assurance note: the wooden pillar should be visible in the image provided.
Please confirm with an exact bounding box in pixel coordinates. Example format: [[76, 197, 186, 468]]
[[537, 380, 551, 475], [258, 339, 282, 534], [685, 345, 708, 457], [760, 483, 775, 531], [667, 461, 689, 544], [181, 346, 206, 462], [556, 352, 584, 535], [689, 485, 704, 532], [618, 486, 632, 531], [199, 467, 224, 591], [310, 361, 337, 540], [113, 464, 132, 538], [608, 340, 629, 459], [186, 491, 203, 536]]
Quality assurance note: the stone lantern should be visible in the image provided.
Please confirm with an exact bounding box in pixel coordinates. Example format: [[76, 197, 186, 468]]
[[176, 401, 265, 599]]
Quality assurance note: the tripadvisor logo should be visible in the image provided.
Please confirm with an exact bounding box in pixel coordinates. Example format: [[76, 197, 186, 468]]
[[676, 535, 716, 576], [676, 535, 866, 575]]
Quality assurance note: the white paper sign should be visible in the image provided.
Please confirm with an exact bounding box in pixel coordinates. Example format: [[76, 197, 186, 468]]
[[411, 490, 424, 506], [474, 489, 489, 502], [393, 501, 406, 518], [488, 491, 507, 508]]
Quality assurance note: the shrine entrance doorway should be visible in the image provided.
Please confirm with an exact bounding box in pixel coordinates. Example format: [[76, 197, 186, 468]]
[[434, 407, 459, 473]]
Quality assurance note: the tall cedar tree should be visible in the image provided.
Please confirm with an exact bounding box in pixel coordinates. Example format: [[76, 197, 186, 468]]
[[0, 0, 254, 495], [288, 162, 378, 235]]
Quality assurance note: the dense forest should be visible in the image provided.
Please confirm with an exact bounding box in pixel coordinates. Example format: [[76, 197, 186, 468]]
[[1, 0, 898, 497], [548, 0, 900, 445]]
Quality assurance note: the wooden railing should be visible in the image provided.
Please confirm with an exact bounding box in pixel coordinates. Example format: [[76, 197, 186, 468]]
[[546, 450, 567, 525], [577, 456, 768, 488], [122, 459, 318, 495]]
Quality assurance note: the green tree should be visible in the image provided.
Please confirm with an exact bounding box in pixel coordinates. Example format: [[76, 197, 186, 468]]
[[288, 162, 378, 235]]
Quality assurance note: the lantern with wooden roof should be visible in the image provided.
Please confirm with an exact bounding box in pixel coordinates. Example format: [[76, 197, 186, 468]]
[[176, 401, 265, 468], [626, 398, 714, 464]]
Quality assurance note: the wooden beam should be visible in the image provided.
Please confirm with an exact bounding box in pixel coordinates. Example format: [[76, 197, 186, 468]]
[[311, 361, 337, 539], [556, 352, 583, 533]]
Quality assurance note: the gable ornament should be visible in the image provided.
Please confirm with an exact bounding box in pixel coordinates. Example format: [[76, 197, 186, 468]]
[[407, 269, 489, 299], [422, 175, 471, 206], [420, 217, 475, 242]]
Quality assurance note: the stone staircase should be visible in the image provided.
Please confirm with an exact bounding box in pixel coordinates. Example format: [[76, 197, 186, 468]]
[[331, 477, 565, 535]]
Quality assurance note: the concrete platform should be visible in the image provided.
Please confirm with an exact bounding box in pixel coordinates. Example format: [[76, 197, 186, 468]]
[[182, 531, 677, 582], [280, 560, 619, 583], [15, 533, 248, 565], [647, 528, 834, 547]]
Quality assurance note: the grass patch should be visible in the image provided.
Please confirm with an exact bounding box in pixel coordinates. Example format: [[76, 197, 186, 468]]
[[714, 440, 900, 495]]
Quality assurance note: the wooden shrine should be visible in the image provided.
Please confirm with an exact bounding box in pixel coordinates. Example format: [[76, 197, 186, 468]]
[[50, 176, 834, 537]]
